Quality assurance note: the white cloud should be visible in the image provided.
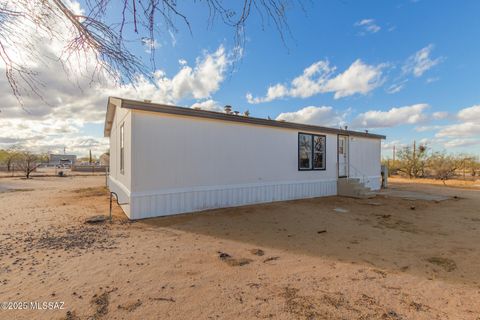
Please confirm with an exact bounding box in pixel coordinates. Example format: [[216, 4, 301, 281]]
[[435, 105, 480, 148], [381, 139, 407, 151], [275, 106, 348, 127], [355, 19, 381, 34], [142, 38, 160, 53], [323, 60, 385, 99], [168, 29, 177, 47], [352, 104, 429, 128], [443, 138, 480, 148], [98, 45, 230, 105], [415, 125, 444, 132], [432, 111, 449, 120], [190, 99, 223, 112], [246, 83, 289, 104], [64, 0, 85, 15], [436, 122, 480, 138], [386, 80, 407, 94], [457, 105, 480, 122], [246, 59, 385, 103], [426, 77, 439, 84], [403, 44, 443, 77]]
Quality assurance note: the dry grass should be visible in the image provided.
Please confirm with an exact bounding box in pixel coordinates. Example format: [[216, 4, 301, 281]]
[[389, 176, 480, 190], [74, 186, 108, 197]]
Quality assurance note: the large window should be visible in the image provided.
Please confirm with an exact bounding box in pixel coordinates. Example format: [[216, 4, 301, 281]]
[[120, 123, 124, 174], [298, 133, 326, 170]]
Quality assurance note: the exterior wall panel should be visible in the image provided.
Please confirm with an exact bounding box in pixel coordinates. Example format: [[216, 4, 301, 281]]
[[348, 136, 382, 190], [108, 107, 132, 208], [131, 111, 338, 191]]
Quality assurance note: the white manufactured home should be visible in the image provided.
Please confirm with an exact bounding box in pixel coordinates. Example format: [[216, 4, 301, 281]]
[[104, 97, 386, 220]]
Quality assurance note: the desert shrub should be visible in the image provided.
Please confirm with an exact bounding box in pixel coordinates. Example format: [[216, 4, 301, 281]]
[[395, 144, 428, 178], [427, 152, 463, 182]]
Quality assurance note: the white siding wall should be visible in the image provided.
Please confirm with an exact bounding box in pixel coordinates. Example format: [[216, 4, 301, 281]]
[[348, 136, 382, 190], [108, 107, 132, 215], [129, 111, 339, 219]]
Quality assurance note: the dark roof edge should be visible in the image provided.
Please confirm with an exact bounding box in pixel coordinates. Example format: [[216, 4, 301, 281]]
[[109, 97, 386, 140]]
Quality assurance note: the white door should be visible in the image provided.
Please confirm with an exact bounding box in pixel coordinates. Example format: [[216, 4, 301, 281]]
[[338, 135, 349, 177]]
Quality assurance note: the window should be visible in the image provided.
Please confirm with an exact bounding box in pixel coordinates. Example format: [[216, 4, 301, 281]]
[[298, 133, 326, 170], [120, 123, 124, 174], [298, 134, 312, 170], [313, 135, 326, 170]]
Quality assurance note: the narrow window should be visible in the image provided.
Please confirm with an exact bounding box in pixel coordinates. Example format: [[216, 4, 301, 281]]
[[298, 133, 326, 171], [298, 133, 312, 170], [120, 123, 124, 174], [313, 135, 326, 170]]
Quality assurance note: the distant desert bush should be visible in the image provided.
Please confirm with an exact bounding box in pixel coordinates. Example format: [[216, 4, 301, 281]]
[[384, 144, 479, 181]]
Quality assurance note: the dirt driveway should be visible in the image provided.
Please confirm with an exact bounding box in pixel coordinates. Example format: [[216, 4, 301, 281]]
[[1, 176, 479, 319]]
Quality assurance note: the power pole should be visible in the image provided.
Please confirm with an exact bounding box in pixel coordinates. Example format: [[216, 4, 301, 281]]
[[89, 149, 92, 164], [412, 140, 416, 178], [413, 140, 416, 160]]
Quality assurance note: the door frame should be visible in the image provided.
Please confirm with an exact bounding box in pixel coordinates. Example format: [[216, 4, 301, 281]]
[[337, 134, 349, 178]]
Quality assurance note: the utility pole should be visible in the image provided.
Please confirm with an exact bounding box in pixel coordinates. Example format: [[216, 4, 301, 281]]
[[392, 145, 396, 165], [413, 140, 416, 160], [412, 140, 416, 178]]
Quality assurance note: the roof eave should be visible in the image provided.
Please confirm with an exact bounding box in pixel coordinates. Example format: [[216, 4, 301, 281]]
[[118, 98, 386, 140], [104, 97, 122, 137]]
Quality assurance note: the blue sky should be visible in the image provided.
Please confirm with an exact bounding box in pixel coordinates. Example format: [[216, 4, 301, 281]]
[[1, 0, 479, 156]]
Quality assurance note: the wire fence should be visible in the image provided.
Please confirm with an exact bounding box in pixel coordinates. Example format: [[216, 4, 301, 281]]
[[0, 165, 108, 178]]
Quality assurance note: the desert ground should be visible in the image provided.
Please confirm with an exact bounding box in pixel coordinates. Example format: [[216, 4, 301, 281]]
[[1, 176, 480, 319]]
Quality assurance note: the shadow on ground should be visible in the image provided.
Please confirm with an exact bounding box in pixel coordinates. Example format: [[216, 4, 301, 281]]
[[139, 183, 480, 286]]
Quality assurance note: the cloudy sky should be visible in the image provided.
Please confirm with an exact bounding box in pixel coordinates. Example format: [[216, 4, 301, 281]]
[[1, 0, 480, 157]]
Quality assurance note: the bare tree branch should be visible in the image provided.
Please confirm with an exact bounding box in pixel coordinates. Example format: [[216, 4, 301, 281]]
[[0, 0, 302, 104]]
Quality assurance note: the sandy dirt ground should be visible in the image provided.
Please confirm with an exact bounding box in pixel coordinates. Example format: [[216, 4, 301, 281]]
[[1, 176, 480, 320]]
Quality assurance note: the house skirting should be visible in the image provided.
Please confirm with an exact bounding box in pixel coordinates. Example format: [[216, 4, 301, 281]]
[[128, 179, 337, 220], [108, 176, 132, 217]]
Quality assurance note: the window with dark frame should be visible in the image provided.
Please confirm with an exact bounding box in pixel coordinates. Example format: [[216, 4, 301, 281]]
[[298, 133, 326, 170], [120, 123, 124, 174]]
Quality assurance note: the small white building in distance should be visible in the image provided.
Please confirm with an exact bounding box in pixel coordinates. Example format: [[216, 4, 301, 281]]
[[104, 97, 385, 220], [49, 154, 77, 166]]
